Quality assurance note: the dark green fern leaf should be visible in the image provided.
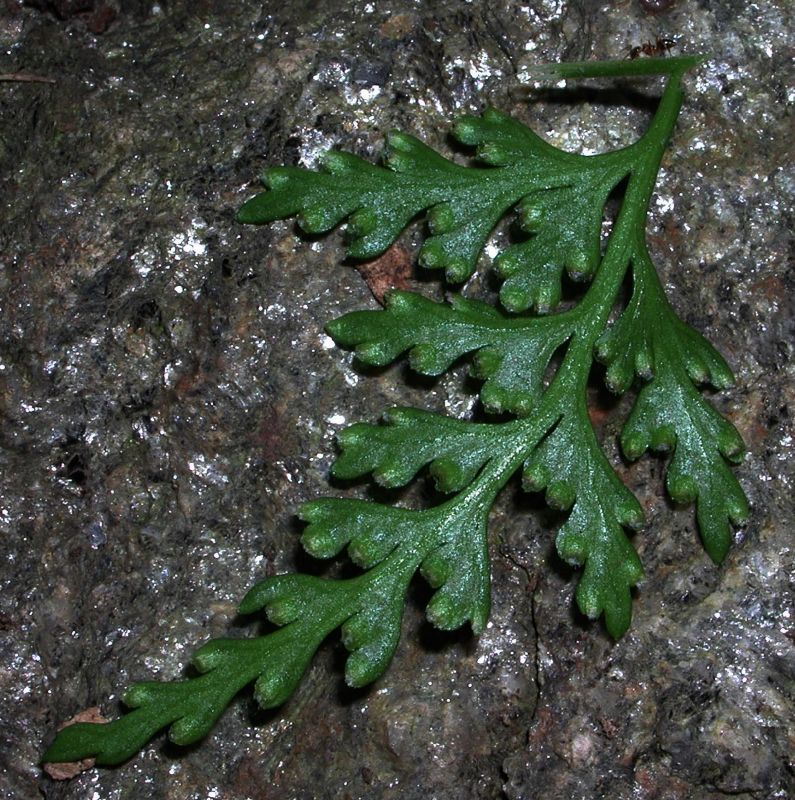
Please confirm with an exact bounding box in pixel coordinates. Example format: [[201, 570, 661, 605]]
[[44, 54, 747, 769], [327, 290, 572, 415]]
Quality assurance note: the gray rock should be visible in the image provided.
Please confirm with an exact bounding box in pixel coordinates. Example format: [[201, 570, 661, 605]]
[[0, 1, 791, 798]]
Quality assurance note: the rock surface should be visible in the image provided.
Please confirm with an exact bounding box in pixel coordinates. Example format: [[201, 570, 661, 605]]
[[0, 1, 792, 798]]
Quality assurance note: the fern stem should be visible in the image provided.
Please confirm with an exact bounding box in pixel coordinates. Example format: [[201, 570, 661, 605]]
[[526, 55, 705, 82]]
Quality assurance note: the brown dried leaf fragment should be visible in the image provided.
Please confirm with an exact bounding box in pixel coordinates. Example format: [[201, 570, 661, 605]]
[[43, 707, 108, 780], [353, 244, 413, 305]]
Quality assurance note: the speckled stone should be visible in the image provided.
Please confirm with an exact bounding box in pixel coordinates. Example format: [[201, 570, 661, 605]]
[[0, 1, 792, 799]]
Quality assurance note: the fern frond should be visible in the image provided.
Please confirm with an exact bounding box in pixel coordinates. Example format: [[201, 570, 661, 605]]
[[44, 55, 747, 769]]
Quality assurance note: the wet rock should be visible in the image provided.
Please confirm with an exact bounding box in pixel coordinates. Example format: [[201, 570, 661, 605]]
[[0, 1, 791, 799]]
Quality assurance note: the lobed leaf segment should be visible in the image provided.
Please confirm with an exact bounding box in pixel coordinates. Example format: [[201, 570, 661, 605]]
[[44, 56, 747, 767]]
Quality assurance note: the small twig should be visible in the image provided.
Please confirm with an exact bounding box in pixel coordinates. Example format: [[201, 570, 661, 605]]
[[0, 71, 56, 84]]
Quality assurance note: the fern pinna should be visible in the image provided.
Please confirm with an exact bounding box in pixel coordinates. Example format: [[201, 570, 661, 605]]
[[44, 55, 747, 767]]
